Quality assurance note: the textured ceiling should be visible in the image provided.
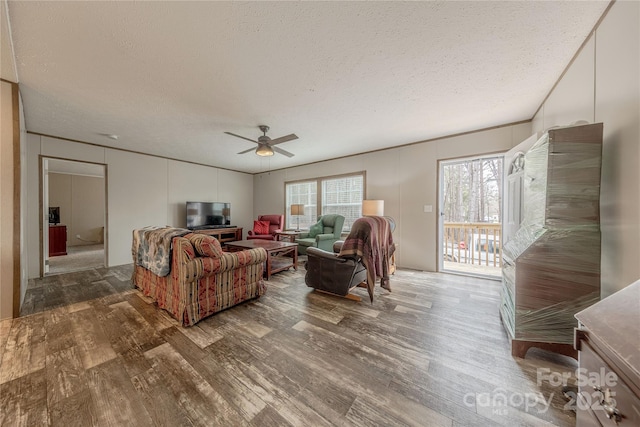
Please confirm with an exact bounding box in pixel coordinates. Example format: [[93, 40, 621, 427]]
[[6, 1, 609, 174]]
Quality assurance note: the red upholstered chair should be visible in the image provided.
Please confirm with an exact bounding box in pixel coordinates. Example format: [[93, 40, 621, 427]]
[[247, 214, 284, 241]]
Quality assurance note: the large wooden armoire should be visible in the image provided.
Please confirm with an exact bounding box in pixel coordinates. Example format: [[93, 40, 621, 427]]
[[500, 123, 603, 358]]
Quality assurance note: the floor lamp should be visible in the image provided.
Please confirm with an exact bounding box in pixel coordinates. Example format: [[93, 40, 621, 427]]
[[291, 204, 305, 231]]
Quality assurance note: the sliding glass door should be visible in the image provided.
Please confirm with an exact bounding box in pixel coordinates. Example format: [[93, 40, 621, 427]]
[[438, 154, 504, 278]]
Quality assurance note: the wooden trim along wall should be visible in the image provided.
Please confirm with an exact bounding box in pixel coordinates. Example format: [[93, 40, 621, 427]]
[[38, 155, 43, 278], [6, 81, 21, 317], [0, 79, 22, 318], [0, 80, 20, 319]]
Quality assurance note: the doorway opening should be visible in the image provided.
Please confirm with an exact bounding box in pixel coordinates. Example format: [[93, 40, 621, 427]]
[[42, 157, 107, 276], [438, 154, 504, 279]]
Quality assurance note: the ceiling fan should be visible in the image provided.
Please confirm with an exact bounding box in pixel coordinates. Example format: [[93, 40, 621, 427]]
[[225, 125, 298, 158]]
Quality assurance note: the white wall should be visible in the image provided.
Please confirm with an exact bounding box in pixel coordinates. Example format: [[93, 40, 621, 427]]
[[167, 160, 218, 227], [49, 172, 105, 246], [26, 136, 254, 277], [532, 0, 640, 297], [163, 161, 253, 236], [254, 122, 532, 272], [70, 174, 105, 245], [49, 173, 72, 226], [218, 169, 255, 239]]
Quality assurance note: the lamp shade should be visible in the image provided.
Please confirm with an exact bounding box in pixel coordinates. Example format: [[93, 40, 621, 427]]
[[362, 200, 384, 216], [290, 204, 305, 215]]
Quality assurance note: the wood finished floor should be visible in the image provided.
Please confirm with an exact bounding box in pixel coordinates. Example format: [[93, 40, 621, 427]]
[[2, 262, 578, 427]]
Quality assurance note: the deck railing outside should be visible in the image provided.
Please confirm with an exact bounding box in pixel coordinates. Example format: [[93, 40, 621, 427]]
[[443, 222, 502, 268]]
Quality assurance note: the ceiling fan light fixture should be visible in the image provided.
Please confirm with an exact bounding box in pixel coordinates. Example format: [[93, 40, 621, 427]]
[[227, 125, 297, 158], [255, 144, 274, 157]]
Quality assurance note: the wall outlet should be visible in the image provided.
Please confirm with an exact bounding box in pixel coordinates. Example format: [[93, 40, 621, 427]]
[[424, 205, 433, 213]]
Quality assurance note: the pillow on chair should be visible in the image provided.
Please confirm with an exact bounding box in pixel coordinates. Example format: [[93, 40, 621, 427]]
[[308, 221, 323, 238], [253, 220, 271, 235]]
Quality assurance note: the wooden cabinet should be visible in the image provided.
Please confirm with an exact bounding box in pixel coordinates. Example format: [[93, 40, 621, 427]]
[[574, 280, 640, 426], [49, 224, 67, 257], [193, 227, 243, 245]]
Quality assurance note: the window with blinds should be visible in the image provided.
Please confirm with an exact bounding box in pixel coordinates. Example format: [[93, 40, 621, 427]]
[[285, 180, 317, 230], [322, 175, 363, 230], [285, 172, 364, 231]]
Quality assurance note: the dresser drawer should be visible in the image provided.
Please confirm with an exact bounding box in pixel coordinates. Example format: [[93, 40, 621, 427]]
[[579, 341, 640, 426]]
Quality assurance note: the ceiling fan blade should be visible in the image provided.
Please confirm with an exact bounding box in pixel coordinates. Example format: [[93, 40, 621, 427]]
[[268, 134, 298, 146], [273, 146, 295, 158], [224, 132, 258, 144], [237, 147, 256, 155]]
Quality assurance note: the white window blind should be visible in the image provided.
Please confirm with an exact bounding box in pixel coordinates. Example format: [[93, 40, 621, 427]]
[[321, 175, 363, 230], [285, 181, 316, 229], [285, 172, 364, 232]]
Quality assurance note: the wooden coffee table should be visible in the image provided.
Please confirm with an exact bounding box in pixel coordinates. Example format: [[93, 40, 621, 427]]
[[225, 240, 298, 280]]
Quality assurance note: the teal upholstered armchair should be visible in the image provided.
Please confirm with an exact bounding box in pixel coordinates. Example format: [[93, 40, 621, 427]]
[[295, 214, 345, 255]]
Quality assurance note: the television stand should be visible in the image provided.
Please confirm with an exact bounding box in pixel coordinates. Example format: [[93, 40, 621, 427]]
[[193, 226, 242, 245]]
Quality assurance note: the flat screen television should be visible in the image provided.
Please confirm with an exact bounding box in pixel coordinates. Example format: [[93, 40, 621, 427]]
[[186, 201, 231, 229]]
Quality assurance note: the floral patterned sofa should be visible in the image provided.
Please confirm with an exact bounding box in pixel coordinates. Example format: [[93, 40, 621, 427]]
[[132, 227, 267, 326]]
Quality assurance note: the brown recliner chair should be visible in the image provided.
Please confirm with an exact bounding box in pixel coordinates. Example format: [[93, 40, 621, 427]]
[[304, 216, 396, 301], [305, 242, 367, 300], [247, 214, 284, 241]]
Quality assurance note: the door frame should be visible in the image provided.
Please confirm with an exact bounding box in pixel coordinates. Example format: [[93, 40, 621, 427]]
[[39, 156, 108, 276], [437, 152, 505, 277]]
